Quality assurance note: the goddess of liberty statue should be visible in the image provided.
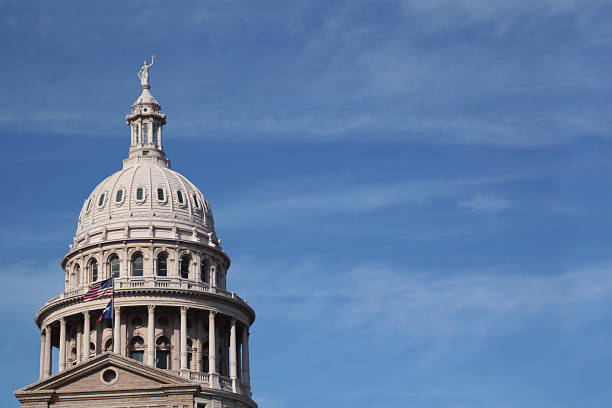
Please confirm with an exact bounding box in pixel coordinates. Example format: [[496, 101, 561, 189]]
[[137, 55, 156, 87]]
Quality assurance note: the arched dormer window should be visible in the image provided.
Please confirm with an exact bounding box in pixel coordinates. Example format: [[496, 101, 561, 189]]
[[180, 255, 190, 279], [109, 255, 120, 279], [132, 253, 144, 277], [129, 336, 145, 362], [89, 259, 98, 282], [155, 336, 171, 369], [157, 253, 168, 276]]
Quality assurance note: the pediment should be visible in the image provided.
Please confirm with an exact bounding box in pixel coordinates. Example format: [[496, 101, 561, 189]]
[[18, 352, 192, 394]]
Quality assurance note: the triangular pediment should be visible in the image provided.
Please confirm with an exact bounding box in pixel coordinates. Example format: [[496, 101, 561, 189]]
[[18, 352, 192, 394]]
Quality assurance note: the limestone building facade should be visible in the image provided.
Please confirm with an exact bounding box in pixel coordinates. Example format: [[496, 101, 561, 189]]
[[15, 62, 257, 408]]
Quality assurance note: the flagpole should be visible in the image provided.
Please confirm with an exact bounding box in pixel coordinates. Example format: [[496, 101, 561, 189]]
[[111, 277, 115, 353]]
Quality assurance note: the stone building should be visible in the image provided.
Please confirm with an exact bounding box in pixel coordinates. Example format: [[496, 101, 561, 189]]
[[14, 62, 257, 408]]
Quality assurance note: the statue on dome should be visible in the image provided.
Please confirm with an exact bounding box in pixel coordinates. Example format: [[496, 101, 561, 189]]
[[137, 55, 156, 87]]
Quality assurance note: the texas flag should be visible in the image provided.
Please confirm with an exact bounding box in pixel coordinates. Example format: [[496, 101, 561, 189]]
[[96, 299, 113, 323]]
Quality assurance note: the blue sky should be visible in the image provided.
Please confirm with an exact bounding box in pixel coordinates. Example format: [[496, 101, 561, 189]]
[[2, 1, 612, 406]]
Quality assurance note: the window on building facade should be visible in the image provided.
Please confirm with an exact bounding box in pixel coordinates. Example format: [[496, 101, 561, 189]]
[[180, 255, 190, 279], [157, 253, 167, 276], [115, 189, 123, 203], [132, 254, 144, 276], [90, 259, 98, 282], [98, 193, 105, 207], [157, 188, 164, 201], [177, 190, 184, 204], [129, 336, 145, 362], [156, 336, 170, 369], [136, 188, 143, 201], [109, 255, 120, 278], [200, 261, 208, 283]]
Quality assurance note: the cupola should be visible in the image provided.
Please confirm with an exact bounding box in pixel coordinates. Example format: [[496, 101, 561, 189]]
[[124, 55, 169, 168]]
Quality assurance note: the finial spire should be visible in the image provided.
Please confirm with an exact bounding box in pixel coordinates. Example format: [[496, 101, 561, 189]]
[[137, 55, 156, 89]]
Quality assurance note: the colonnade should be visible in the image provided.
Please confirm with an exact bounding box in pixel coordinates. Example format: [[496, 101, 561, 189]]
[[38, 305, 250, 393]]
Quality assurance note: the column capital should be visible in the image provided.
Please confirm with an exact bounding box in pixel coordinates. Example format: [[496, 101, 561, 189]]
[[148, 304, 156, 313], [114, 305, 121, 313], [59, 317, 66, 325], [180, 306, 189, 314], [231, 318, 236, 325], [83, 310, 90, 318], [209, 310, 217, 318]]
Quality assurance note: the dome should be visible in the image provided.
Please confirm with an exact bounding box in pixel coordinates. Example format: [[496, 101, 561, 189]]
[[71, 72, 220, 250], [75, 160, 217, 246]]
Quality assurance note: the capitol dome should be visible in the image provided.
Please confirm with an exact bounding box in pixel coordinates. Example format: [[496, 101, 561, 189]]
[[76, 160, 217, 245], [23, 60, 257, 408], [71, 77, 219, 250]]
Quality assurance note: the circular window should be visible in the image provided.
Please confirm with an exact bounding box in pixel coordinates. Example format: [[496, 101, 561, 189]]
[[131, 317, 143, 328], [158, 316, 169, 327], [100, 368, 118, 385], [143, 108, 148, 112]]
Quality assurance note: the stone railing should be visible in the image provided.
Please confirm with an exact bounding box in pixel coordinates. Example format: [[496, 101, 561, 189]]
[[168, 371, 248, 395], [44, 277, 245, 306]]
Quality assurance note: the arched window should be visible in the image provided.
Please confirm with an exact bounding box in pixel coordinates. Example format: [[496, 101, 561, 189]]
[[129, 336, 145, 362], [73, 264, 81, 287], [157, 253, 168, 276], [157, 188, 165, 201], [132, 253, 144, 277], [193, 194, 200, 209], [180, 255, 190, 279], [109, 255, 120, 278], [155, 336, 171, 369], [89, 259, 98, 282], [104, 338, 113, 352], [200, 260, 209, 283], [136, 187, 144, 201]]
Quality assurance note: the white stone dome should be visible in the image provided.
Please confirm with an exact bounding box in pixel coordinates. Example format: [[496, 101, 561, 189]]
[[75, 159, 217, 243]]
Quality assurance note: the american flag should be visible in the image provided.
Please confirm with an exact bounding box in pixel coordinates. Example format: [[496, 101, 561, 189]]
[[84, 278, 113, 302]]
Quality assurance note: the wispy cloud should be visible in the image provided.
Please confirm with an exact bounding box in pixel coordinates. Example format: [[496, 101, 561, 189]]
[[215, 173, 530, 228], [232, 256, 612, 343], [458, 193, 510, 213]]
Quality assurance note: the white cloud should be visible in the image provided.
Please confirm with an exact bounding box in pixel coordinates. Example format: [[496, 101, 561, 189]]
[[458, 193, 510, 213], [231, 256, 612, 343]]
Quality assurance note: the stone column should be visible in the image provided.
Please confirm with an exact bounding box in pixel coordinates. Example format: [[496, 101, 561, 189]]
[[39, 330, 45, 380], [230, 319, 237, 392], [59, 318, 66, 372], [43, 326, 52, 379], [208, 311, 217, 374], [82, 311, 90, 360], [147, 305, 155, 366], [113, 306, 121, 354], [241, 325, 250, 388], [180, 307, 188, 370]]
